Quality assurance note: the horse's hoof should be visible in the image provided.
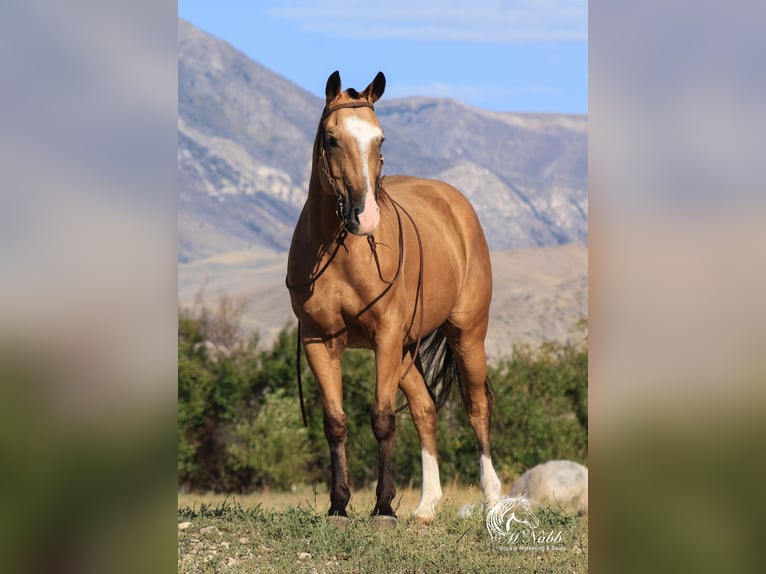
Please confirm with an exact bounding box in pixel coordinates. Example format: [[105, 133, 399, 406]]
[[371, 515, 397, 530], [413, 514, 435, 526], [327, 515, 348, 531]]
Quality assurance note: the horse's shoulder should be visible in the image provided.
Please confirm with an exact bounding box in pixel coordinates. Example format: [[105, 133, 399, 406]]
[[383, 175, 463, 199], [383, 175, 474, 217]]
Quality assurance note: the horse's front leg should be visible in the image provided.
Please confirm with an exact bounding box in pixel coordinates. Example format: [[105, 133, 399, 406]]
[[302, 336, 349, 517], [371, 336, 402, 521]]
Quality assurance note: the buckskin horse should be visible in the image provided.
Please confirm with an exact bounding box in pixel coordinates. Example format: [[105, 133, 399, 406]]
[[286, 71, 502, 527]]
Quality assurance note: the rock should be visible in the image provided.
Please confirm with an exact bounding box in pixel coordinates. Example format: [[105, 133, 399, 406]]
[[298, 552, 312, 560], [327, 515, 348, 531], [178, 521, 192, 530], [509, 460, 588, 514], [238, 537, 249, 544], [200, 525, 220, 535], [371, 515, 397, 530]]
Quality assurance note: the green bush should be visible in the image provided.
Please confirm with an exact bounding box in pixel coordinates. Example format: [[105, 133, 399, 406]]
[[488, 340, 588, 481], [226, 389, 311, 490], [177, 297, 262, 491], [178, 298, 588, 492]]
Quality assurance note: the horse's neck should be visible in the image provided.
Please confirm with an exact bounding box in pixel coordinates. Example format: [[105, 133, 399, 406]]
[[305, 166, 340, 244]]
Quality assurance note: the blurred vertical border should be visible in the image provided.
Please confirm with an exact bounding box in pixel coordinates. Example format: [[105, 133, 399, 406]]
[[0, 1, 177, 572], [3, 0, 765, 572], [591, 0, 766, 572]]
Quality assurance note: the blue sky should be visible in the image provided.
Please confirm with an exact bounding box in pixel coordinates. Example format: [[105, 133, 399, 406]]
[[179, 1, 587, 114]]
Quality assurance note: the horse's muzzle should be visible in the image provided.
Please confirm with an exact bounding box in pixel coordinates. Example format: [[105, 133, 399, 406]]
[[342, 189, 380, 236]]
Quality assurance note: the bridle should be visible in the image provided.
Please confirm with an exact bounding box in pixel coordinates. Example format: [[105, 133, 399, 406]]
[[317, 100, 384, 225], [286, 99, 425, 428]]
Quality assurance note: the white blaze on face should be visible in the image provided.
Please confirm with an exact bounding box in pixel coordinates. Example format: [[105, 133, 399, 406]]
[[342, 115, 382, 234]]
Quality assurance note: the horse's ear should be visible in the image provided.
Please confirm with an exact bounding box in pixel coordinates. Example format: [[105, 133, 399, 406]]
[[362, 71, 386, 103], [325, 71, 341, 103]]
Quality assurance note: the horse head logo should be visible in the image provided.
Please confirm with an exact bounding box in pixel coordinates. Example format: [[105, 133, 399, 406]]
[[485, 495, 540, 542]]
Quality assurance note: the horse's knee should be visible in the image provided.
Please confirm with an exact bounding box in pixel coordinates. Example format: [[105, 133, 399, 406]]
[[324, 410, 347, 443], [371, 407, 395, 441]]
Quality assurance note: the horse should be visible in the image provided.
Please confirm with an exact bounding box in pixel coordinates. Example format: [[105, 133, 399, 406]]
[[286, 71, 502, 526]]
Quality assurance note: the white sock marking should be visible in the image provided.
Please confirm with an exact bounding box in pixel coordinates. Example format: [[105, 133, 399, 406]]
[[413, 449, 443, 518], [480, 454, 502, 508]]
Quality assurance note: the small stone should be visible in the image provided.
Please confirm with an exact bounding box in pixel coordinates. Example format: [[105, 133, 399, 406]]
[[226, 557, 238, 567], [327, 515, 348, 531], [178, 521, 192, 530], [200, 525, 219, 535], [298, 552, 312, 560], [220, 541, 230, 549], [371, 515, 397, 530], [238, 537, 249, 544]]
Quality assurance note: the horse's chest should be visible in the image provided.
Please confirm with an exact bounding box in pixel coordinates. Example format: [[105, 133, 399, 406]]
[[300, 291, 341, 328], [300, 277, 393, 332]]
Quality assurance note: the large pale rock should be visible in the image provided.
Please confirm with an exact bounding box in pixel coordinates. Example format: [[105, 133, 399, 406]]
[[509, 460, 588, 514]]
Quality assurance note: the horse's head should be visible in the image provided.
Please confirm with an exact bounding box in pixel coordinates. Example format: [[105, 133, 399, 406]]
[[317, 70, 386, 236]]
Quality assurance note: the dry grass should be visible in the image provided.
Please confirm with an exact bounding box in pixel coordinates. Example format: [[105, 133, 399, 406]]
[[178, 483, 588, 573], [178, 479, 486, 516]]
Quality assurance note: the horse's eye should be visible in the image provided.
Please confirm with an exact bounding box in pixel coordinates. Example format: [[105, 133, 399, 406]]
[[327, 136, 339, 148]]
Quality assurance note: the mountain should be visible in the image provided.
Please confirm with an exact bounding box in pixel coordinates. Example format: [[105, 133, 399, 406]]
[[177, 242, 587, 357], [178, 19, 587, 262]]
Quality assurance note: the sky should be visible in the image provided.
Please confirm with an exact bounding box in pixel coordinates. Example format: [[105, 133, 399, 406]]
[[178, 1, 587, 114]]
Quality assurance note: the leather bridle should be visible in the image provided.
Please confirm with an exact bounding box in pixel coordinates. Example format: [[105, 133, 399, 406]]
[[317, 101, 384, 227]]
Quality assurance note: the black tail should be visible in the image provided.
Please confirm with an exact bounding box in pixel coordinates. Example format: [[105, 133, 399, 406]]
[[417, 329, 459, 411], [396, 329, 495, 414]]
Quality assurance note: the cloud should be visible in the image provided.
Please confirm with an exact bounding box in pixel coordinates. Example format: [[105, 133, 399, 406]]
[[267, 0, 587, 43]]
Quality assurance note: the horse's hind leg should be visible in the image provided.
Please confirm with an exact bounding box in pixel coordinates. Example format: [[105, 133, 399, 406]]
[[302, 337, 350, 517], [399, 351, 442, 520], [446, 326, 503, 509]]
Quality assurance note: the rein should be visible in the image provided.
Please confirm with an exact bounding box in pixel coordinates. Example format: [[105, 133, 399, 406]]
[[375, 186, 426, 386], [286, 100, 425, 428]]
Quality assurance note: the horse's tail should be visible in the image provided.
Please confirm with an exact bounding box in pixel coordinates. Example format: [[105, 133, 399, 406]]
[[397, 329, 494, 413]]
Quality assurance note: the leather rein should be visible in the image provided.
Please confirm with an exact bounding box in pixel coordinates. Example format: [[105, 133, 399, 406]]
[[285, 100, 426, 427]]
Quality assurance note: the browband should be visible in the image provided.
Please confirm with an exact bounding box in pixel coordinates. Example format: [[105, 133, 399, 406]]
[[320, 101, 375, 122]]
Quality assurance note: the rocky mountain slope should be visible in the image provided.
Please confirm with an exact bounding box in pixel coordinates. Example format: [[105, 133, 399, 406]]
[[178, 243, 588, 356], [178, 19, 587, 262], [177, 19, 588, 349]]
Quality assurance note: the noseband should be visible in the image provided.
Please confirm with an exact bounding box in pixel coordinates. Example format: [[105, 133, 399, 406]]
[[318, 101, 384, 224]]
